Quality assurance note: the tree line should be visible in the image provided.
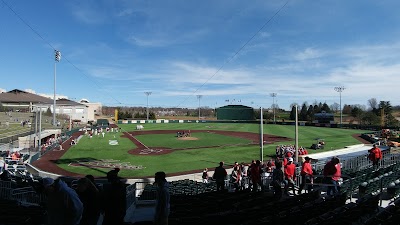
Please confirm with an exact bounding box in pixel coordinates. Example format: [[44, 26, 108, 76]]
[[288, 98, 399, 126]]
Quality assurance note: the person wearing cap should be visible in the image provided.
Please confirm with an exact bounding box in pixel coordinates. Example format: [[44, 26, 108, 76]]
[[284, 157, 296, 196], [368, 144, 382, 168], [298, 156, 314, 195], [43, 177, 83, 225], [154, 171, 170, 225], [101, 168, 126, 225]]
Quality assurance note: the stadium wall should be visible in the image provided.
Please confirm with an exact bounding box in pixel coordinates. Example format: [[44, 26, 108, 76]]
[[117, 119, 260, 124], [216, 105, 255, 120]]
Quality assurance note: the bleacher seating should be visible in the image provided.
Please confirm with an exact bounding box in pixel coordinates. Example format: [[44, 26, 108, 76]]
[[0, 198, 45, 225]]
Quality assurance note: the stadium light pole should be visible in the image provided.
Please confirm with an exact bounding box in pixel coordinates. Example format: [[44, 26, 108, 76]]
[[144, 92, 152, 120], [270, 93, 277, 123], [53, 50, 61, 127], [197, 95, 202, 120], [334, 86, 345, 127]]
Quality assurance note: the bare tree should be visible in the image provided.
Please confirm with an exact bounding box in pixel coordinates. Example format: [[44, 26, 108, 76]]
[[330, 102, 340, 113], [368, 98, 378, 110], [353, 104, 367, 111]]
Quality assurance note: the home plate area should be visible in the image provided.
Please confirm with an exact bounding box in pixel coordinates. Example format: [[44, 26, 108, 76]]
[[69, 159, 144, 170]]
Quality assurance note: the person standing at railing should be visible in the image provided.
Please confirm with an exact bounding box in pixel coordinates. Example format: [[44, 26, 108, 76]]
[[284, 158, 296, 196], [202, 168, 209, 183], [368, 144, 382, 168], [250, 160, 262, 192], [323, 157, 341, 197], [272, 161, 284, 199], [101, 168, 126, 225], [76, 177, 100, 225], [43, 177, 83, 225], [154, 171, 170, 225], [298, 156, 314, 195], [213, 161, 227, 192]]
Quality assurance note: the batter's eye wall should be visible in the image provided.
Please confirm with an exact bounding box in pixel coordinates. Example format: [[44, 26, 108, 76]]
[[216, 105, 255, 120]]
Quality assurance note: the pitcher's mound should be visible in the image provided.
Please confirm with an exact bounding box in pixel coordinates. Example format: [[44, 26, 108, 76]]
[[177, 137, 199, 141]]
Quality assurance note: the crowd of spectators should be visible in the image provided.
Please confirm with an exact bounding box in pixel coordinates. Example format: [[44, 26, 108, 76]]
[[275, 144, 308, 158], [38, 168, 128, 225], [205, 154, 344, 201]]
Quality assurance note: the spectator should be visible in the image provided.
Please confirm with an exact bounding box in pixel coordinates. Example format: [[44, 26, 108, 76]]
[[77, 177, 100, 225], [230, 166, 241, 192], [284, 157, 296, 196], [240, 162, 249, 190], [101, 168, 126, 225], [43, 177, 83, 225], [266, 159, 275, 173], [202, 168, 209, 183], [368, 144, 382, 168], [85, 175, 103, 191], [250, 160, 262, 192], [298, 156, 314, 195], [272, 161, 284, 200], [154, 171, 170, 225], [233, 161, 239, 170], [0, 158, 4, 173], [323, 157, 341, 197], [213, 162, 227, 192]]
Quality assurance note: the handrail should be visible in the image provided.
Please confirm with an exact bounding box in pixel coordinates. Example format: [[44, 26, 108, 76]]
[[304, 174, 353, 201], [379, 175, 400, 206]]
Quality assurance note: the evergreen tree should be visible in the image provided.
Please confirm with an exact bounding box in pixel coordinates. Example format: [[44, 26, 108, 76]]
[[321, 102, 331, 113], [289, 106, 296, 120], [307, 105, 314, 121], [313, 104, 320, 113], [118, 111, 125, 119], [45, 108, 52, 116], [300, 103, 308, 121]]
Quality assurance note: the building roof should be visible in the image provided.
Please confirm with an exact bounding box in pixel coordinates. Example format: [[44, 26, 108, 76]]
[[56, 98, 87, 107], [0, 89, 53, 104], [217, 104, 253, 109]]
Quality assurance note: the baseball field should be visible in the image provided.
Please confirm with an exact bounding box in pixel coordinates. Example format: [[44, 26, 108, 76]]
[[34, 123, 370, 178]]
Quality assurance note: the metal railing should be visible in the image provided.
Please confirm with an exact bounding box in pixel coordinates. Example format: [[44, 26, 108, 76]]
[[134, 182, 156, 202], [11, 190, 45, 205], [0, 187, 12, 199], [126, 183, 136, 209], [379, 175, 400, 206], [309, 150, 397, 173]]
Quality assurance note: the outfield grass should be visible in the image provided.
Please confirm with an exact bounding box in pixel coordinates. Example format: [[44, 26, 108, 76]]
[[136, 132, 252, 149], [56, 123, 371, 178]]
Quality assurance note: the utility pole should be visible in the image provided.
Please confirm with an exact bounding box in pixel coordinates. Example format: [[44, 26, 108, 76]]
[[144, 92, 152, 120], [197, 95, 202, 120], [53, 50, 61, 127], [334, 86, 345, 127], [270, 93, 277, 123]]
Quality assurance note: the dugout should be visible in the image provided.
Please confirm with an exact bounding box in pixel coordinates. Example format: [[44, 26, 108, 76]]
[[216, 105, 255, 120], [313, 111, 335, 124], [96, 119, 109, 128]]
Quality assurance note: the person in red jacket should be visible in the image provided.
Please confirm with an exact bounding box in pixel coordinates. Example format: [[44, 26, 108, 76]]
[[250, 160, 262, 192], [323, 157, 341, 197], [284, 158, 296, 196], [298, 156, 314, 194], [368, 144, 382, 168]]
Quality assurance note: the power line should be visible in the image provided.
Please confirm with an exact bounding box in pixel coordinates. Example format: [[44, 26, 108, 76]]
[[174, 0, 290, 108], [1, 0, 122, 105]]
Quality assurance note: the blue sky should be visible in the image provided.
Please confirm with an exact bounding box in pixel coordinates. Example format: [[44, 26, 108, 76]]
[[1, 0, 400, 110]]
